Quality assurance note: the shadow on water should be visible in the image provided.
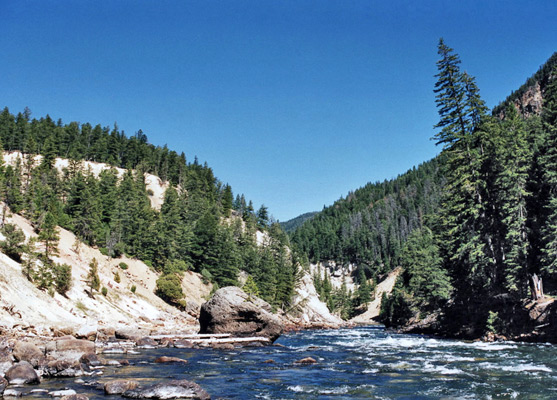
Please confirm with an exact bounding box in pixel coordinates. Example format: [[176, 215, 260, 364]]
[[12, 326, 557, 399]]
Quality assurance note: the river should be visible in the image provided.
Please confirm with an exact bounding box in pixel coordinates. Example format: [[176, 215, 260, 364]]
[[15, 326, 557, 399]]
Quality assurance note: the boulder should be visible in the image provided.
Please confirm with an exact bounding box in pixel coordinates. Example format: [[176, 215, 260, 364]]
[[45, 337, 95, 355], [5, 361, 40, 384], [294, 357, 317, 365], [104, 379, 139, 395], [12, 341, 45, 367], [3, 388, 22, 397], [199, 286, 283, 342], [79, 352, 102, 367], [136, 337, 158, 348], [115, 328, 150, 341], [154, 356, 188, 364], [49, 389, 77, 397], [76, 325, 98, 341], [42, 358, 84, 377], [122, 379, 210, 399], [173, 339, 194, 348], [60, 395, 89, 400]]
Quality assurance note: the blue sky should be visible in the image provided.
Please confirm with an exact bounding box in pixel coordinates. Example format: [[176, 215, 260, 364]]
[[1, 1, 556, 221]]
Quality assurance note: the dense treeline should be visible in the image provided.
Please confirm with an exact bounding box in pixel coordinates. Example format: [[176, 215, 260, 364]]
[[0, 108, 298, 308], [291, 158, 444, 280], [382, 43, 557, 336]]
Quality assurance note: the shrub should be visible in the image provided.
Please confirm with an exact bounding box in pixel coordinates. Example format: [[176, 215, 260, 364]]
[[200, 268, 213, 284], [101, 286, 108, 296], [130, 285, 137, 293], [156, 273, 184, 304], [114, 271, 121, 283], [119, 262, 128, 270]]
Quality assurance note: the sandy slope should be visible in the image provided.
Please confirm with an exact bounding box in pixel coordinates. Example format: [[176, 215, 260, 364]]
[[0, 209, 207, 335], [350, 267, 401, 324]]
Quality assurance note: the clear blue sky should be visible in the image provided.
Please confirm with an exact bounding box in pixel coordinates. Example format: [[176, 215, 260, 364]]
[[1, 1, 556, 221]]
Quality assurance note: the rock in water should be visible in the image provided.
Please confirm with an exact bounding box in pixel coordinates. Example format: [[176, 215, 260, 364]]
[[154, 356, 188, 364], [60, 395, 89, 400], [294, 357, 317, 365], [13, 341, 45, 367], [5, 361, 40, 384], [122, 379, 210, 399], [104, 379, 139, 395], [199, 286, 283, 342]]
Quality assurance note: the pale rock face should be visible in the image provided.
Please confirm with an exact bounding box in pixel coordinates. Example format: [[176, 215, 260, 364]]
[[289, 270, 342, 326]]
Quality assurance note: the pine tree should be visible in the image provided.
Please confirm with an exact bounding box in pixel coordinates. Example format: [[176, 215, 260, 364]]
[[38, 211, 59, 260], [87, 258, 101, 291]]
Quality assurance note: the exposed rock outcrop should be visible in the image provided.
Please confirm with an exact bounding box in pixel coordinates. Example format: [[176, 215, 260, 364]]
[[199, 287, 283, 342]]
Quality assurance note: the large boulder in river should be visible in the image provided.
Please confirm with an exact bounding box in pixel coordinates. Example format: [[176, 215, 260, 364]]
[[199, 286, 283, 342], [5, 361, 40, 384]]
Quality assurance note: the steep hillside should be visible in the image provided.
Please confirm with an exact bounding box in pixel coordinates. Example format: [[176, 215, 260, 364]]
[[0, 206, 205, 334]]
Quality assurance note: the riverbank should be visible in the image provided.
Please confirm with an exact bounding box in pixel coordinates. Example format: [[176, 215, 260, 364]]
[[3, 326, 557, 399]]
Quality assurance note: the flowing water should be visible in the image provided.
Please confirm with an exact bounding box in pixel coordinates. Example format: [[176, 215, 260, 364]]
[[13, 326, 557, 399]]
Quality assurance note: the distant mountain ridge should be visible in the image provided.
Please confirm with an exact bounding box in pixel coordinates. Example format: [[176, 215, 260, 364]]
[[280, 211, 318, 233]]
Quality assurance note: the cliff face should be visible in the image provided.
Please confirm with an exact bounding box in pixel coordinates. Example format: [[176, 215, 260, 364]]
[[494, 52, 557, 119], [496, 81, 544, 119]]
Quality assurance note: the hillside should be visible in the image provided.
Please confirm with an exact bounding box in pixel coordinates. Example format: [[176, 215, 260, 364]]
[[280, 211, 318, 233], [291, 46, 557, 341]]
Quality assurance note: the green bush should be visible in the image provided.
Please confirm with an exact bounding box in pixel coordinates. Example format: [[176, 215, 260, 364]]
[[114, 271, 121, 283], [200, 268, 213, 284], [119, 262, 128, 270], [156, 273, 184, 304], [101, 286, 108, 296], [131, 285, 137, 293]]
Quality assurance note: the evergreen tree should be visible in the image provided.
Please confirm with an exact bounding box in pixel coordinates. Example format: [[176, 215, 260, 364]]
[[38, 211, 59, 260], [87, 258, 101, 291]]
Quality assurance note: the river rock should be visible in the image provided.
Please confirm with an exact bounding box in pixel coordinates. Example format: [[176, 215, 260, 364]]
[[136, 337, 158, 348], [3, 388, 22, 397], [49, 389, 77, 397], [5, 361, 40, 384], [79, 352, 102, 367], [104, 379, 139, 394], [122, 379, 210, 399], [13, 341, 45, 367], [60, 395, 89, 400], [42, 358, 84, 377], [154, 356, 188, 364], [115, 328, 150, 341], [45, 337, 95, 355], [76, 325, 97, 341], [199, 286, 283, 342], [294, 357, 317, 364], [173, 339, 194, 348]]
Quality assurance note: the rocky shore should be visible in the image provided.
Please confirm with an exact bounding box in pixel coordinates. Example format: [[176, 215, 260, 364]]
[[0, 286, 342, 399]]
